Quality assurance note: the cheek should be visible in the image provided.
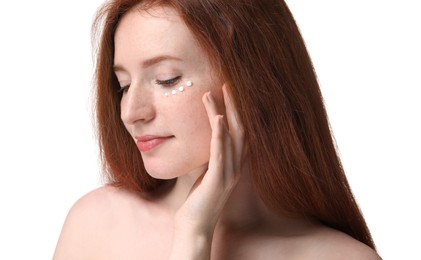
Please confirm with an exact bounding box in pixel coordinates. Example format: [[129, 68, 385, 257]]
[[183, 98, 211, 138], [184, 113, 212, 167], [173, 94, 212, 151]]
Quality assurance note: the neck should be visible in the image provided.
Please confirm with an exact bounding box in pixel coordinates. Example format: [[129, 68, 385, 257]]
[[157, 164, 315, 234], [218, 166, 265, 228], [160, 163, 269, 228], [159, 164, 207, 212]]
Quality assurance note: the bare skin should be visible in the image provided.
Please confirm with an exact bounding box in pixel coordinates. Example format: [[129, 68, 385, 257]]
[[53, 184, 379, 259], [53, 5, 380, 260]]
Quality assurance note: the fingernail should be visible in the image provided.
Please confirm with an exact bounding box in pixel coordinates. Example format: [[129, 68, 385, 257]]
[[207, 91, 213, 103]]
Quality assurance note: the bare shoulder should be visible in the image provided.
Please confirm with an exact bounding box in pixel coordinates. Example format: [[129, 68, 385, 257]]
[[63, 184, 142, 216], [53, 185, 145, 260], [233, 221, 380, 260], [299, 225, 381, 260], [58, 185, 141, 228]]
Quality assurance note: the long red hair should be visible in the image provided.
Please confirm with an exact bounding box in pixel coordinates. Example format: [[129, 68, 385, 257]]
[[93, 0, 376, 249]]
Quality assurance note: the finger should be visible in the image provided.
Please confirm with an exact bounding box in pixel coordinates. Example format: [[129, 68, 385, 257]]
[[222, 122, 236, 185], [209, 115, 237, 194], [202, 114, 225, 186], [202, 91, 220, 131], [222, 85, 247, 172], [203, 90, 238, 187], [222, 85, 244, 134]]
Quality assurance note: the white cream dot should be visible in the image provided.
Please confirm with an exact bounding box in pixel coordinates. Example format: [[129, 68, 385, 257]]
[[179, 86, 185, 92], [186, 81, 193, 87], [172, 90, 177, 95]]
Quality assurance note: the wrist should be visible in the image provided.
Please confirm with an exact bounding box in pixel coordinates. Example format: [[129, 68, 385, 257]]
[[173, 210, 218, 238], [170, 227, 213, 260], [173, 221, 215, 242]]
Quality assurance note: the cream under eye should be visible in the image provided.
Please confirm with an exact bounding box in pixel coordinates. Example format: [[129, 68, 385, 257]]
[[163, 80, 194, 97]]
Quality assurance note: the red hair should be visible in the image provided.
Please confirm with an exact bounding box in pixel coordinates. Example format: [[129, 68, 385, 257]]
[[93, 0, 376, 249]]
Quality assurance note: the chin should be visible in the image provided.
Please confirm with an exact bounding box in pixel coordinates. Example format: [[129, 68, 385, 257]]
[[145, 167, 179, 180], [144, 161, 209, 180]]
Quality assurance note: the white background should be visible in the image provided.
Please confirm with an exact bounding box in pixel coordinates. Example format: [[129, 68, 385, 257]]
[[0, 1, 419, 259]]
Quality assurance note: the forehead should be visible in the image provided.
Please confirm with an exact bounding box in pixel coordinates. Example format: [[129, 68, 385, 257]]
[[114, 5, 202, 66], [116, 5, 181, 36]]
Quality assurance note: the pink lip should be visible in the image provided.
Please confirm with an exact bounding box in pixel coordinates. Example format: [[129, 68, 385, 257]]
[[136, 135, 172, 152]]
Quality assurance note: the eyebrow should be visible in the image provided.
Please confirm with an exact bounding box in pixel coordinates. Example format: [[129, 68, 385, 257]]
[[113, 55, 182, 72]]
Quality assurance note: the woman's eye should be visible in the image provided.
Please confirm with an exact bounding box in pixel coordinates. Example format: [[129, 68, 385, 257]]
[[117, 85, 129, 94], [155, 76, 181, 87]]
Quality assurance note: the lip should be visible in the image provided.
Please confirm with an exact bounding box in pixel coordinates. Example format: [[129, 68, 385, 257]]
[[135, 135, 173, 153]]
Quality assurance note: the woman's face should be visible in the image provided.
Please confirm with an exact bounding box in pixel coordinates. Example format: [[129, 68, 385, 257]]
[[114, 6, 224, 179]]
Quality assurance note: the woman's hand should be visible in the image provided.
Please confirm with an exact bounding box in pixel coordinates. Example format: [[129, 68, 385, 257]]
[[169, 85, 246, 259]]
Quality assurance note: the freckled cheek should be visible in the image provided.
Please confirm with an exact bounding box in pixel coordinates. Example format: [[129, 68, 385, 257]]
[[185, 99, 210, 129], [185, 110, 213, 159], [174, 96, 211, 136]]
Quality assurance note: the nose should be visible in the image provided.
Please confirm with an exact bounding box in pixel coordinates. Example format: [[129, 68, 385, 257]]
[[120, 82, 155, 125]]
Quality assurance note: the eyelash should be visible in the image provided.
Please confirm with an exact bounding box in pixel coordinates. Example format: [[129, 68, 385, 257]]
[[155, 76, 181, 87], [117, 76, 181, 94], [118, 85, 129, 94]]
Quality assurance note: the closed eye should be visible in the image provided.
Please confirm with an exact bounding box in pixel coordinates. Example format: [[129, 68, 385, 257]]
[[117, 85, 130, 94], [155, 76, 181, 87]]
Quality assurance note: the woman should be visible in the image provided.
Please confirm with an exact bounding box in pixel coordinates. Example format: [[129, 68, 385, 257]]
[[54, 0, 381, 259]]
